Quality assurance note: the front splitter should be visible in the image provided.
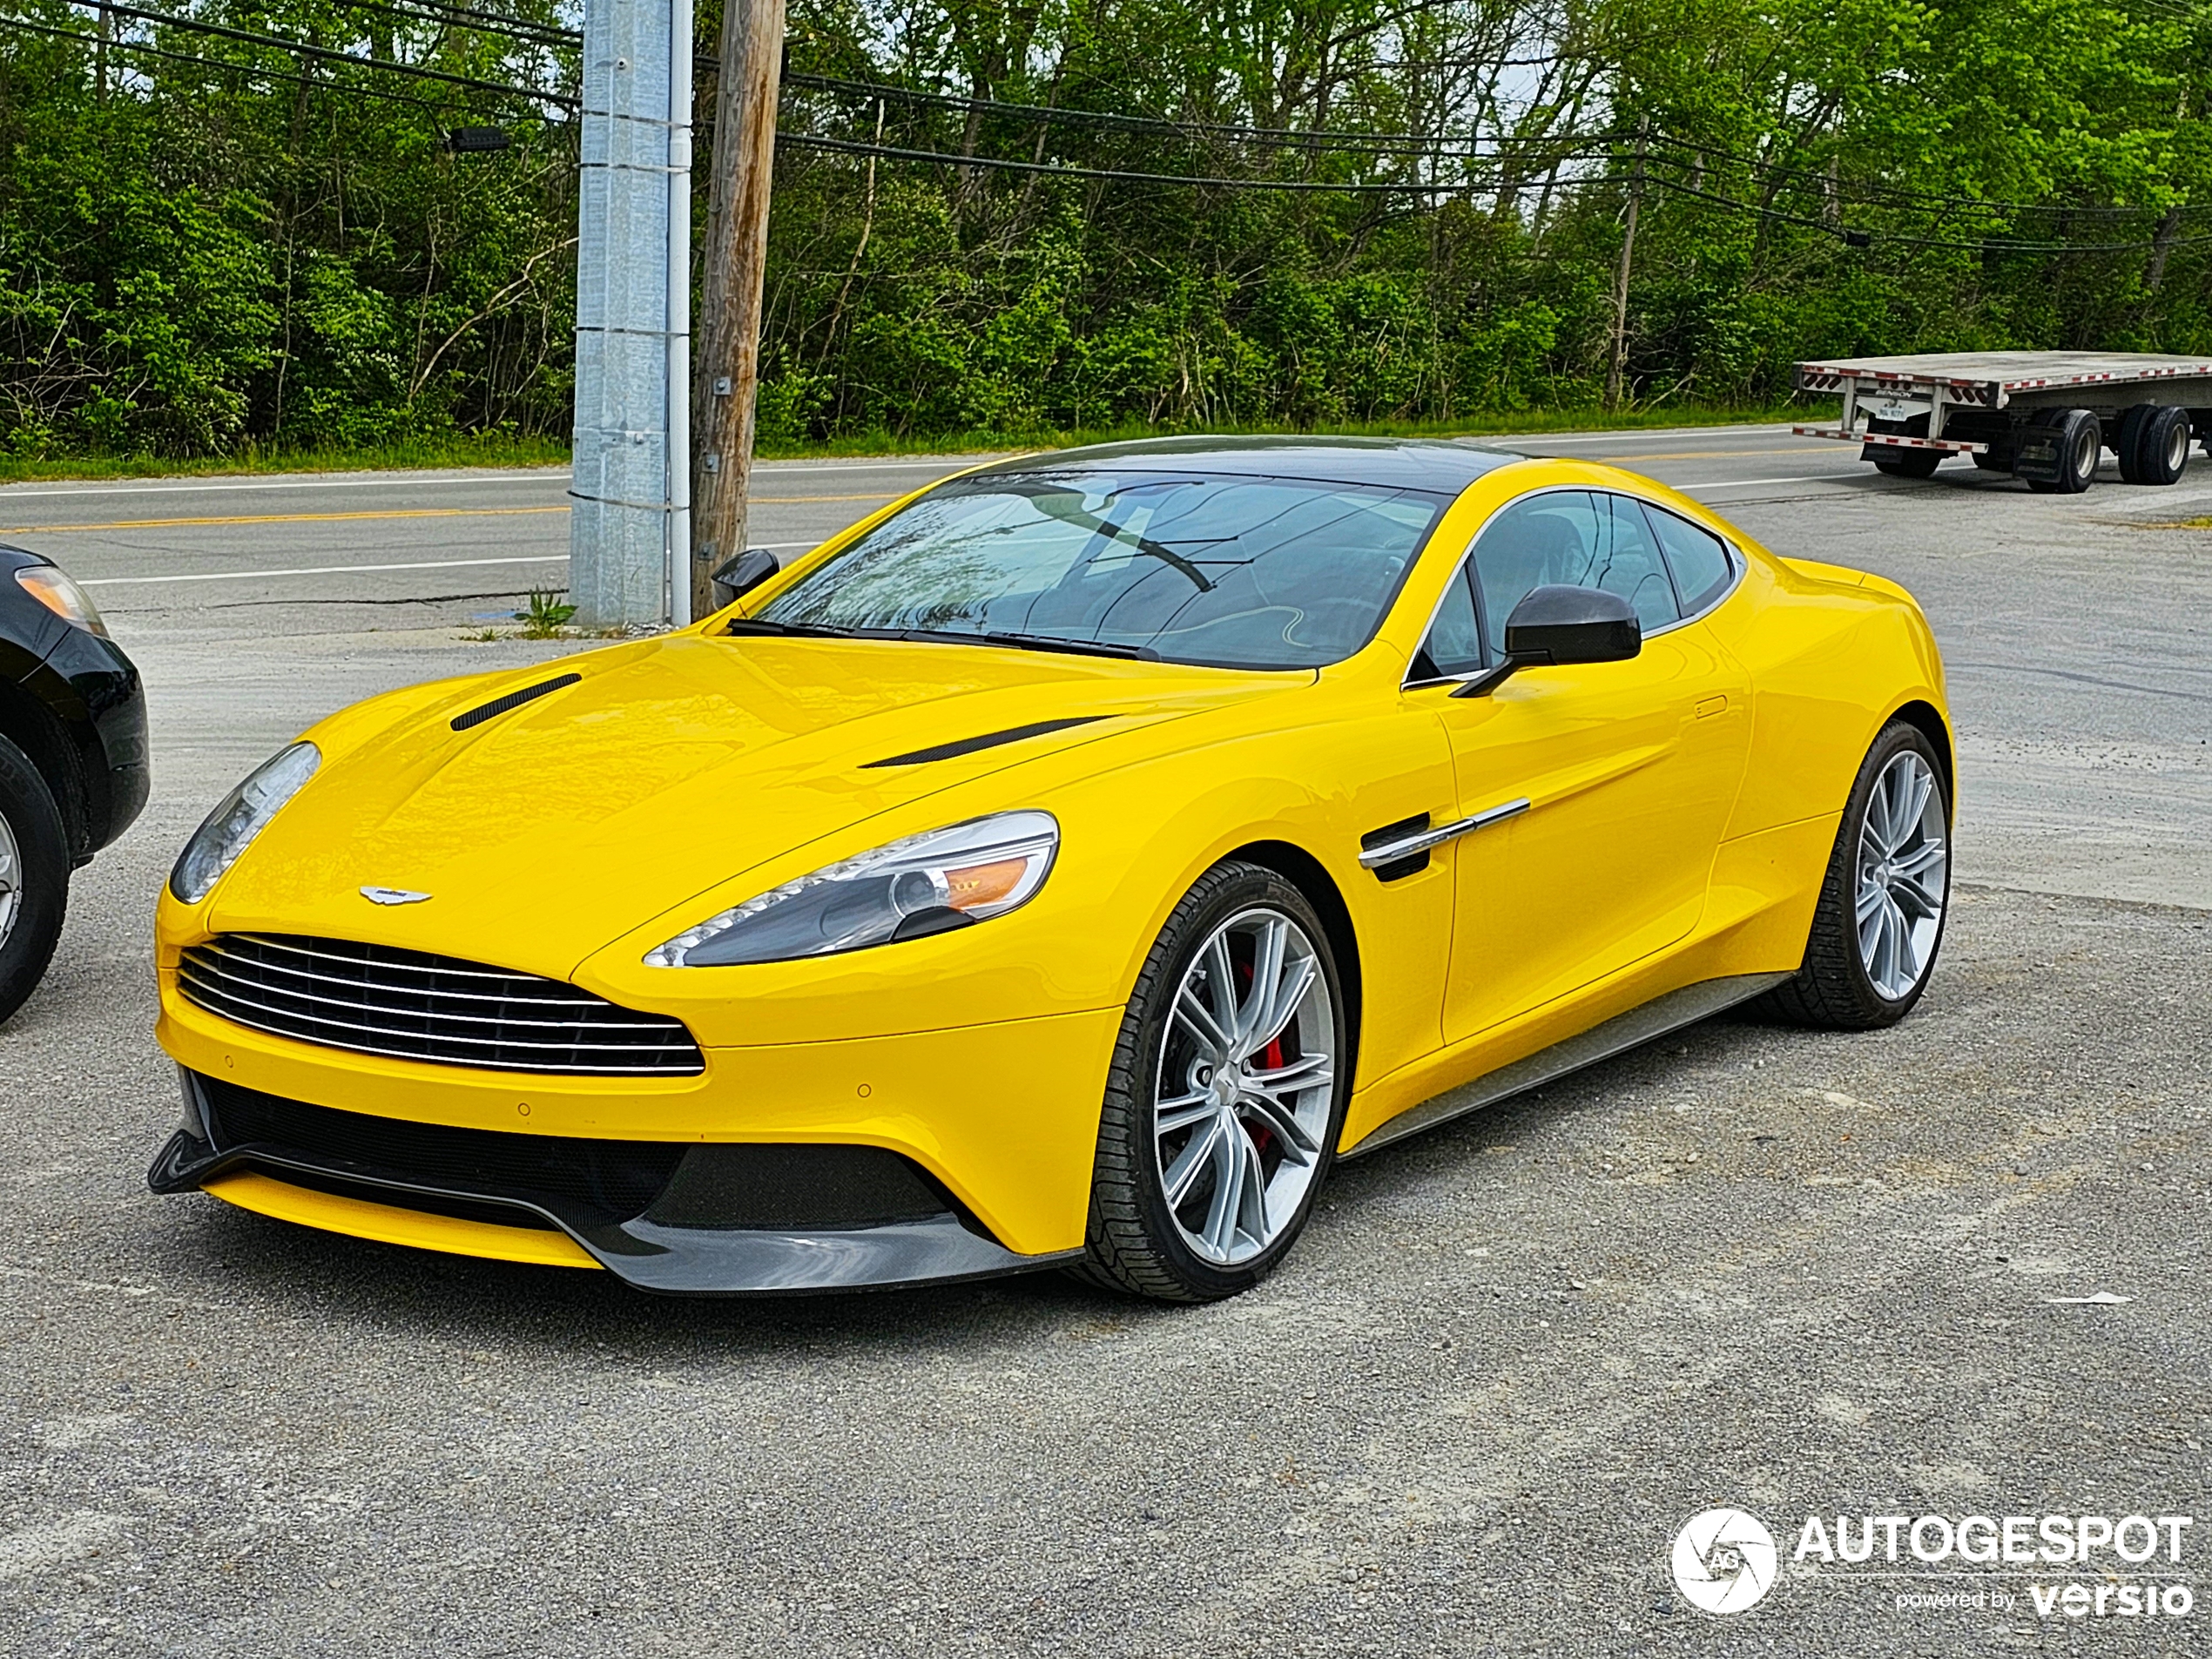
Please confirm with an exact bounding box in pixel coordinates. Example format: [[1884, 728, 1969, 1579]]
[[149, 1130, 1082, 1296]]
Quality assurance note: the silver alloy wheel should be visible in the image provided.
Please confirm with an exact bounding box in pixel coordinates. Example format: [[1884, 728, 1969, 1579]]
[[1856, 751, 1948, 1001], [0, 807, 18, 949], [1153, 906, 1335, 1266], [2167, 415, 2192, 475]]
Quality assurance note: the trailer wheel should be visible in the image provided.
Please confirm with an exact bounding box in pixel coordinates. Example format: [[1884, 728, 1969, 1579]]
[[2130, 406, 2189, 485], [2025, 409, 2100, 494], [1872, 448, 1942, 479], [1971, 450, 2013, 474]]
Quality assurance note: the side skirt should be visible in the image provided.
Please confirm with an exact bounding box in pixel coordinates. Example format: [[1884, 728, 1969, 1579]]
[[1336, 971, 1793, 1161]]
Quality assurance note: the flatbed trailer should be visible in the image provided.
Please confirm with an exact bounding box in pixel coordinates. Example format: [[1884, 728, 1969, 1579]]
[[1793, 350, 2212, 492]]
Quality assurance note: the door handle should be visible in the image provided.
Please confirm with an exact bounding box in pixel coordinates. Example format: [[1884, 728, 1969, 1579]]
[[1695, 693, 1729, 719], [1357, 798, 1531, 869]]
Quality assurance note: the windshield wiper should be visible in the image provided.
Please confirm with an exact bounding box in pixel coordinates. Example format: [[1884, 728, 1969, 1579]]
[[979, 631, 1153, 659], [724, 617, 902, 641], [890, 627, 1152, 659]]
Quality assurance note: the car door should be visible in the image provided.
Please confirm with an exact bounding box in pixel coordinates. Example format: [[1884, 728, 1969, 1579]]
[[1405, 488, 1754, 1042]]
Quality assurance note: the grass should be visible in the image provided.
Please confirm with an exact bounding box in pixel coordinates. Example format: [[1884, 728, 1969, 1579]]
[[0, 401, 1819, 483], [0, 430, 571, 485]]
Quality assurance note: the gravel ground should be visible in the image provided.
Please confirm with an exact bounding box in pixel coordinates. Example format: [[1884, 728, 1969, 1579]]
[[2, 436, 2208, 1656]]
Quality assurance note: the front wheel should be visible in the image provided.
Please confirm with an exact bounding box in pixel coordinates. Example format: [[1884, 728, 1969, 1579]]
[[0, 734, 70, 1027], [1081, 862, 1348, 1302], [1761, 721, 1952, 1030]]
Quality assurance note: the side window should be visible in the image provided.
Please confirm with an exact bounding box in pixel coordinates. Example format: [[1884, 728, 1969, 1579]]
[[1642, 502, 1735, 615], [1470, 491, 1679, 652], [1470, 491, 1602, 657], [1589, 493, 1681, 635], [1412, 562, 1484, 680]]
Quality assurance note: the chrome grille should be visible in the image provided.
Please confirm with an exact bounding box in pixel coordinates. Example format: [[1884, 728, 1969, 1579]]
[[178, 934, 704, 1076]]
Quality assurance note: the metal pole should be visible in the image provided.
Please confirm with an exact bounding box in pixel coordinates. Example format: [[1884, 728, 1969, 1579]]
[[665, 0, 693, 627], [569, 0, 685, 628]]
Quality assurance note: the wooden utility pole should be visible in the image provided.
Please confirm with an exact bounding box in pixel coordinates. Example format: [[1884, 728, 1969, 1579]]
[[1605, 114, 1649, 413], [689, 0, 786, 617]]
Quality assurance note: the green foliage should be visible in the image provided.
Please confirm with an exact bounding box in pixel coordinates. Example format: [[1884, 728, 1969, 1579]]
[[516, 590, 577, 637], [6, 0, 2212, 461]]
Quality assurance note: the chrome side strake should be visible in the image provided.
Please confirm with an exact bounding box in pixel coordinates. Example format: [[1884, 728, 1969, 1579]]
[[1336, 971, 1794, 1159], [1357, 797, 1531, 870]]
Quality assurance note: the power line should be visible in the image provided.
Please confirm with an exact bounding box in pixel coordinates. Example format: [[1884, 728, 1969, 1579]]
[[779, 69, 1628, 155], [327, 0, 574, 51], [45, 0, 577, 106], [0, 11, 461, 110], [1647, 172, 2212, 254], [778, 130, 1515, 192]]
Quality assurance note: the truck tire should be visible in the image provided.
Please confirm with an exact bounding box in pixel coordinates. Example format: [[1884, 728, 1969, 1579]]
[[2025, 408, 2100, 494], [2114, 405, 2153, 482], [1872, 448, 1942, 478], [1971, 449, 2013, 473], [2132, 406, 2189, 485]]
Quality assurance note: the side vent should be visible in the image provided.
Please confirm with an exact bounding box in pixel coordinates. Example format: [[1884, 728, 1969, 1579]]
[[451, 672, 582, 732], [1360, 812, 1433, 882], [864, 716, 1104, 769]]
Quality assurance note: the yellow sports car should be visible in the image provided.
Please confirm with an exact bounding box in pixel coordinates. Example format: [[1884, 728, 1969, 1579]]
[[148, 438, 1952, 1301]]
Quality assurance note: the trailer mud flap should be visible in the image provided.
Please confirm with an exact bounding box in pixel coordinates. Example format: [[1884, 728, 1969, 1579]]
[[2012, 428, 2063, 484]]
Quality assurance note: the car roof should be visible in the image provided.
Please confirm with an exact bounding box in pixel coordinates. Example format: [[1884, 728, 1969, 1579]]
[[964, 435, 1523, 493]]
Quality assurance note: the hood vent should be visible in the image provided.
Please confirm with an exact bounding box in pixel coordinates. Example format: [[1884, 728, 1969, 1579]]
[[452, 671, 582, 732], [864, 716, 1104, 769]]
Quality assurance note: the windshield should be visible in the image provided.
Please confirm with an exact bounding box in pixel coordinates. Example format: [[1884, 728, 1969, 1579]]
[[752, 469, 1452, 670]]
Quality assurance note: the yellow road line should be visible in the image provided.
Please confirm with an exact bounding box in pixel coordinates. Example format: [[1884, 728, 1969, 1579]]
[[0, 491, 894, 535], [0, 505, 570, 534]]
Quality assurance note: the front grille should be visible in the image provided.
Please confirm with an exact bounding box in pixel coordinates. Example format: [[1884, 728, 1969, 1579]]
[[203, 1076, 683, 1226], [179, 934, 703, 1076]]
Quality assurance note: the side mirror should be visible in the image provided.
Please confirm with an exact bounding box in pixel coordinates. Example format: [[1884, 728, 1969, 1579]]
[[711, 547, 781, 609], [1453, 584, 1642, 698]]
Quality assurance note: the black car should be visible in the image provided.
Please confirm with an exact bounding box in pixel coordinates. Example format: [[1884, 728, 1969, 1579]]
[[0, 544, 149, 1022]]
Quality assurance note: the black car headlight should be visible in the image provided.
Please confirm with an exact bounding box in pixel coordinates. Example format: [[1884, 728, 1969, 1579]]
[[645, 811, 1059, 967], [169, 742, 320, 903]]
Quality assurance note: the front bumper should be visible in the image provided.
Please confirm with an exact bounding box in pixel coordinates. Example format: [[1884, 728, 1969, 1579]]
[[152, 1069, 1084, 1294]]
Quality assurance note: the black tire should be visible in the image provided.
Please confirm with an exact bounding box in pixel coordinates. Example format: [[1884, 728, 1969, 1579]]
[[1760, 720, 1951, 1031], [1080, 860, 1350, 1303], [2024, 408, 2100, 494], [1970, 448, 2013, 474], [2132, 406, 2189, 485], [2114, 405, 2152, 484], [0, 734, 71, 1027], [1871, 448, 1942, 478]]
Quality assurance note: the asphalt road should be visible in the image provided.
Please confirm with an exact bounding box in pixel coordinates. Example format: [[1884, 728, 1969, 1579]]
[[0, 428, 2206, 1656]]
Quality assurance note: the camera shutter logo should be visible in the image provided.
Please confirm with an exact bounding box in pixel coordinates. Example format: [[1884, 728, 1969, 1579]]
[[1671, 1508, 1779, 1615]]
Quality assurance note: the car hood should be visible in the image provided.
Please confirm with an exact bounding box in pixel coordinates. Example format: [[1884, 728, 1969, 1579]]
[[205, 631, 1294, 976]]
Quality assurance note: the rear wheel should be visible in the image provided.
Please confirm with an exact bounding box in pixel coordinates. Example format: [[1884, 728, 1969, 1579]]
[[1081, 862, 1348, 1302], [0, 734, 70, 1027], [2024, 408, 2101, 494], [2131, 406, 2190, 485], [1970, 449, 2013, 474], [1872, 448, 1943, 479], [1761, 721, 1951, 1030]]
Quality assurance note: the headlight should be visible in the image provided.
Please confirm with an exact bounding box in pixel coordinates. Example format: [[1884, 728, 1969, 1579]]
[[645, 810, 1058, 967], [169, 742, 320, 903], [16, 563, 109, 637]]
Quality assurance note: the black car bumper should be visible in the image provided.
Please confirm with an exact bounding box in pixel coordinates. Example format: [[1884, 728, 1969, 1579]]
[[149, 1069, 1079, 1295]]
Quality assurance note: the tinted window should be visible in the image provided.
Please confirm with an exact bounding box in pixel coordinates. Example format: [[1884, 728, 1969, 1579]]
[[1412, 563, 1485, 679], [757, 471, 1449, 670], [1469, 490, 1679, 654], [1642, 502, 1734, 613]]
